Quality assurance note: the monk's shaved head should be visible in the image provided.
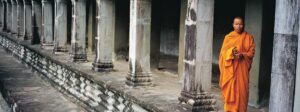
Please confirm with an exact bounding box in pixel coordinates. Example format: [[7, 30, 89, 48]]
[[233, 17, 244, 34], [233, 17, 244, 24]]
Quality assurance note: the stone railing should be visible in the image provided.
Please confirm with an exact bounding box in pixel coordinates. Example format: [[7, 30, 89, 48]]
[[0, 33, 151, 112]]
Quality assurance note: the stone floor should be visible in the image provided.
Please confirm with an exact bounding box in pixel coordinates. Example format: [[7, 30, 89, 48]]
[[0, 92, 10, 112], [22, 42, 268, 112], [0, 48, 85, 112]]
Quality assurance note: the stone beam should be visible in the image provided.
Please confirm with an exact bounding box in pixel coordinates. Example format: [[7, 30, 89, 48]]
[[269, 0, 299, 112], [126, 0, 152, 86], [70, 0, 87, 62], [178, 0, 216, 111], [92, 0, 115, 71]]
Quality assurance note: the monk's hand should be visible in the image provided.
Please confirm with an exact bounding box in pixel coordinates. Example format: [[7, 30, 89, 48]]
[[234, 53, 242, 59], [233, 48, 240, 59]]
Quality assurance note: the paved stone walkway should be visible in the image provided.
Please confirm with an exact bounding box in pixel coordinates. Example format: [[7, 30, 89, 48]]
[[0, 48, 85, 112], [0, 92, 10, 112]]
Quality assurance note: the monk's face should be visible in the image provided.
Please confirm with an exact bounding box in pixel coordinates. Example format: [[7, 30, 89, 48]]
[[233, 18, 244, 34]]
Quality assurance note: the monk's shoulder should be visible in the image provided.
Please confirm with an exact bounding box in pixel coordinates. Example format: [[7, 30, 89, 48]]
[[244, 32, 254, 40], [223, 34, 231, 42], [244, 32, 253, 37], [225, 32, 234, 39]]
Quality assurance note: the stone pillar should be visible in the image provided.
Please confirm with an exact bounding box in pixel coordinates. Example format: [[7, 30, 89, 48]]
[[11, 0, 18, 35], [53, 0, 68, 52], [6, 0, 12, 33], [2, 0, 7, 31], [86, 0, 95, 53], [125, 0, 152, 86], [0, 0, 3, 31], [92, 0, 115, 71], [178, 0, 216, 111], [244, 0, 263, 107], [70, 0, 87, 62], [32, 0, 42, 43], [178, 0, 187, 82], [24, 0, 32, 40], [17, 0, 25, 39], [41, 0, 53, 49], [295, 13, 300, 112], [269, 0, 299, 112]]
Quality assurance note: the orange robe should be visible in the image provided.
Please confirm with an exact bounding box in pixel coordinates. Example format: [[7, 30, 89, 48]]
[[219, 31, 255, 112]]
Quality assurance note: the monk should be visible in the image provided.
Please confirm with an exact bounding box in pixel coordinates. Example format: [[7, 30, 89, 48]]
[[219, 17, 255, 112]]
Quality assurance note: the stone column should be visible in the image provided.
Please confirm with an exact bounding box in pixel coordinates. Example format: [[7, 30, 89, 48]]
[[86, 0, 95, 53], [11, 0, 18, 36], [53, 0, 68, 52], [70, 0, 87, 62], [92, 0, 115, 71], [178, 0, 187, 82], [41, 0, 53, 49], [294, 13, 300, 112], [32, 0, 42, 43], [178, 0, 216, 111], [244, 0, 263, 107], [0, 0, 3, 31], [125, 0, 152, 86], [24, 0, 32, 40], [17, 0, 25, 39], [269, 0, 299, 112], [6, 0, 12, 33], [2, 0, 7, 31]]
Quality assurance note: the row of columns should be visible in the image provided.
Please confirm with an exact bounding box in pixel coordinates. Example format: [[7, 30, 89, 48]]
[[0, 0, 216, 110], [0, 0, 299, 111], [0, 0, 153, 86]]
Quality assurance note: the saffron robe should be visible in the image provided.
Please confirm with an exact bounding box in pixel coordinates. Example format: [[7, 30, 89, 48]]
[[219, 31, 255, 112]]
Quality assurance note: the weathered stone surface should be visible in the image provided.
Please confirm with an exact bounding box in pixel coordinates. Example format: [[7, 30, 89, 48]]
[[11, 0, 17, 35], [24, 0, 32, 40], [70, 0, 87, 62], [178, 0, 187, 82], [126, 0, 152, 87], [0, 47, 84, 112], [53, 0, 68, 52], [295, 12, 300, 112], [269, 0, 299, 112], [6, 0, 12, 33], [0, 34, 151, 112], [245, 0, 263, 107], [17, 0, 25, 39], [0, 92, 10, 112], [92, 0, 115, 72], [31, 0, 42, 44], [179, 0, 216, 111], [41, 0, 53, 48], [0, 0, 4, 31], [270, 34, 298, 112]]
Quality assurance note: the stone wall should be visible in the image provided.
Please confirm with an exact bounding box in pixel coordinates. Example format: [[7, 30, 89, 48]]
[[0, 34, 150, 112]]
